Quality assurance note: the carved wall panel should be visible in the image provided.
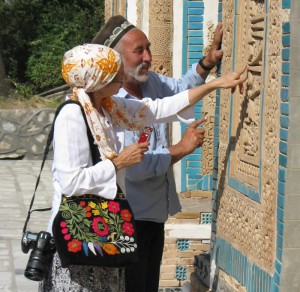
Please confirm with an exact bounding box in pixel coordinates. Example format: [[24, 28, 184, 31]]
[[202, 23, 219, 175], [104, 0, 113, 22], [231, 0, 265, 189], [216, 0, 281, 274], [202, 99, 215, 175], [148, 0, 173, 76], [104, 0, 127, 21], [136, 0, 143, 29]]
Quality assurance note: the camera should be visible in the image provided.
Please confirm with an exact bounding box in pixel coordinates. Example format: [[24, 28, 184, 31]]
[[21, 231, 56, 281]]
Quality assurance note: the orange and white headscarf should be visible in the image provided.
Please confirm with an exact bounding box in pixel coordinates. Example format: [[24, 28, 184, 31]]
[[62, 44, 147, 159]]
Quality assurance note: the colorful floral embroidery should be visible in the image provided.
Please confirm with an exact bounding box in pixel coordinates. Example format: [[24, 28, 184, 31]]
[[122, 222, 134, 236], [120, 209, 132, 222], [92, 217, 109, 236], [108, 201, 120, 213], [57, 195, 137, 257], [68, 239, 82, 253], [103, 243, 120, 255]]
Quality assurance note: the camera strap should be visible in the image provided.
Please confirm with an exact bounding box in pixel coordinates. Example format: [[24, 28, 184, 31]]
[[22, 99, 95, 234]]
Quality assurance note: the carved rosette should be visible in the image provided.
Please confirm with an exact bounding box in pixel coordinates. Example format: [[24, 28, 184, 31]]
[[216, 0, 281, 274]]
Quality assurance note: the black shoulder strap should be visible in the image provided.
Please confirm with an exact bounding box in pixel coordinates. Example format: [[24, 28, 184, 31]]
[[22, 99, 100, 234]]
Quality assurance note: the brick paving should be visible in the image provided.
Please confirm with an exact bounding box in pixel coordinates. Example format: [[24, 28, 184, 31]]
[[0, 160, 53, 292]]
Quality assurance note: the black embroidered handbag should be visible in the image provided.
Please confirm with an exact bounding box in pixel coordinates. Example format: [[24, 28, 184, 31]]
[[23, 100, 138, 269], [52, 192, 138, 267]]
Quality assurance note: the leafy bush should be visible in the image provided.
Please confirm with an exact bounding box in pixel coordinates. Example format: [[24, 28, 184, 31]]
[[0, 0, 104, 95]]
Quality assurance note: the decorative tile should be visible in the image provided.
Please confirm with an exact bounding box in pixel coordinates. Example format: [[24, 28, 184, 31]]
[[177, 239, 190, 251], [175, 266, 187, 281], [200, 212, 212, 224]]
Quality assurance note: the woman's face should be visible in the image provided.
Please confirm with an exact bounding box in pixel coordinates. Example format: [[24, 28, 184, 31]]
[[102, 64, 125, 96], [96, 64, 125, 97], [110, 64, 125, 92]]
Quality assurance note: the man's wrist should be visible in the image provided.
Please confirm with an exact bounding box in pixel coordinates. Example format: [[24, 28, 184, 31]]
[[198, 56, 215, 71]]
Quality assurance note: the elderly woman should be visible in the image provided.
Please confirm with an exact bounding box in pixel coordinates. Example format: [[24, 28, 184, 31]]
[[39, 44, 247, 291]]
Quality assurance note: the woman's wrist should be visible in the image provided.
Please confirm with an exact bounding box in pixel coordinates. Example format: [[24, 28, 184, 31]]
[[111, 158, 119, 171]]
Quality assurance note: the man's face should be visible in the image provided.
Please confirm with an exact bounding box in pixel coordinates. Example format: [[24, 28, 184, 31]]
[[116, 29, 152, 83]]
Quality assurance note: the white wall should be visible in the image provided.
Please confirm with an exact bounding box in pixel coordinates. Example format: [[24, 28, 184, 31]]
[[172, 0, 184, 192], [126, 0, 137, 25]]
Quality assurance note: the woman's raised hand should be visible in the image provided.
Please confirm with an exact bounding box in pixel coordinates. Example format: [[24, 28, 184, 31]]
[[188, 64, 248, 106], [111, 142, 149, 170], [215, 64, 248, 94]]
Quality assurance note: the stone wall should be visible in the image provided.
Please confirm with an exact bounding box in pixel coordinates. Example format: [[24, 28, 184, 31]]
[[209, 0, 297, 291], [0, 109, 55, 160]]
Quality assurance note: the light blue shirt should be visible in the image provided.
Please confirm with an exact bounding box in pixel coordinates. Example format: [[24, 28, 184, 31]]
[[116, 63, 205, 223]]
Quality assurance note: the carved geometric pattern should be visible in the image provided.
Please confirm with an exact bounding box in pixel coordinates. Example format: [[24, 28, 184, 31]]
[[216, 0, 281, 274], [148, 0, 173, 76]]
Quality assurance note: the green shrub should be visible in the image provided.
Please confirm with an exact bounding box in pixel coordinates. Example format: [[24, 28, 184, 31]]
[[0, 0, 104, 96]]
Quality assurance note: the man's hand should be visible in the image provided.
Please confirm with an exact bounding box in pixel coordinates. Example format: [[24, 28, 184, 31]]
[[197, 22, 223, 77], [169, 117, 207, 165], [204, 22, 223, 68]]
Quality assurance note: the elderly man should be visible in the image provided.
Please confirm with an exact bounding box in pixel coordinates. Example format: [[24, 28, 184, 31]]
[[92, 15, 223, 292]]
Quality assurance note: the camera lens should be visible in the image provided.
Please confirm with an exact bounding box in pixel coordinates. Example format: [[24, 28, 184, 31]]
[[24, 268, 44, 282], [24, 250, 50, 281]]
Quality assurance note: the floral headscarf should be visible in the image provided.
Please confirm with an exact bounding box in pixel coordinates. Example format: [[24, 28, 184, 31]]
[[62, 44, 147, 159]]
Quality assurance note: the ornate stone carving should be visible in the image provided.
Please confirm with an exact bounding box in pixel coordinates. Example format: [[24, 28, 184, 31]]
[[232, 5, 265, 187], [216, 0, 281, 274], [148, 0, 173, 76]]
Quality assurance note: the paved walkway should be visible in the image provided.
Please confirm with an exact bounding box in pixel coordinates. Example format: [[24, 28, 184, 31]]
[[0, 160, 53, 292], [0, 160, 211, 292]]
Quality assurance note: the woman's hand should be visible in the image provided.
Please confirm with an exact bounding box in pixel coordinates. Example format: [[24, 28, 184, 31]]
[[187, 65, 248, 106], [215, 64, 248, 94], [112, 142, 149, 170]]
